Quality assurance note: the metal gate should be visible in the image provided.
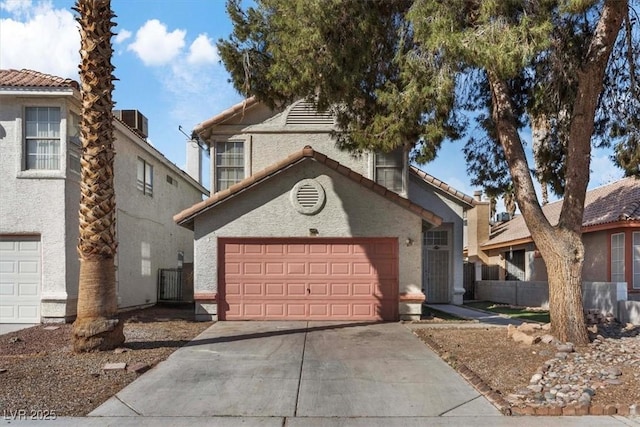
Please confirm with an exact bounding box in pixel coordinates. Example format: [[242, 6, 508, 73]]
[[157, 268, 183, 302]]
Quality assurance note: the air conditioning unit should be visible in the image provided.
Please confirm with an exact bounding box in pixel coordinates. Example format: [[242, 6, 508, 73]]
[[114, 110, 148, 139], [496, 212, 511, 222]]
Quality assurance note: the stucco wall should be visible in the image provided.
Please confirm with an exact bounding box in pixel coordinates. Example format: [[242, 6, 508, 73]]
[[0, 95, 77, 320], [112, 126, 202, 308], [408, 174, 466, 303], [1, 93, 204, 321], [193, 159, 424, 320]]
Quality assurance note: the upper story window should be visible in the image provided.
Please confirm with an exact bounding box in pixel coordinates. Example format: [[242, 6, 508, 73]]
[[374, 148, 403, 193], [137, 157, 153, 197], [215, 141, 244, 191], [25, 107, 60, 170]]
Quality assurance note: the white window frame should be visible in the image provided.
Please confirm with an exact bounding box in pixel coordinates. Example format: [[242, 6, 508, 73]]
[[137, 157, 153, 197], [633, 231, 640, 289], [374, 148, 404, 193], [24, 106, 61, 170], [611, 232, 625, 283], [215, 140, 244, 192]]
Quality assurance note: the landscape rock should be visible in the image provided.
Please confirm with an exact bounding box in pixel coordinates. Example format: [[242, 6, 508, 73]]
[[512, 330, 541, 345], [518, 323, 541, 333], [113, 347, 129, 354], [102, 362, 126, 371]]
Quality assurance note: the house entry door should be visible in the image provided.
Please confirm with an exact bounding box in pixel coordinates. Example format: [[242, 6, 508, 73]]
[[424, 229, 450, 303]]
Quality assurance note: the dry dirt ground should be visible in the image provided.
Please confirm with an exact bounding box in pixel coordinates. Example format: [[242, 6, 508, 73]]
[[414, 324, 640, 412], [1, 306, 638, 417], [0, 305, 212, 416]]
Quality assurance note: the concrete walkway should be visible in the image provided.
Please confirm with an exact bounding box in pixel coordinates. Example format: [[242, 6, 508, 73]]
[[90, 321, 499, 418], [424, 304, 527, 326]]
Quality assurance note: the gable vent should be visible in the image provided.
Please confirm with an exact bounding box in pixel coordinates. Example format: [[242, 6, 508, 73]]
[[296, 183, 320, 208], [285, 100, 335, 126], [290, 179, 326, 215]]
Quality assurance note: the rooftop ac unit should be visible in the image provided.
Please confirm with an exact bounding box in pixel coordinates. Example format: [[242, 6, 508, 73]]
[[496, 212, 512, 222], [114, 109, 148, 139]]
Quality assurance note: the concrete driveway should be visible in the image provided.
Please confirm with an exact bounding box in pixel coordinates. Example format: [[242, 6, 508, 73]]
[[91, 321, 500, 420]]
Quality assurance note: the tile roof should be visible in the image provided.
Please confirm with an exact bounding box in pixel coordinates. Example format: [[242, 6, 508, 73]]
[[483, 177, 640, 248], [410, 166, 476, 208], [175, 146, 443, 229], [0, 69, 79, 90], [192, 96, 259, 136]]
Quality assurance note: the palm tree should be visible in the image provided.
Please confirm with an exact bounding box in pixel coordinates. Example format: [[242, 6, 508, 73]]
[[72, 0, 124, 352]]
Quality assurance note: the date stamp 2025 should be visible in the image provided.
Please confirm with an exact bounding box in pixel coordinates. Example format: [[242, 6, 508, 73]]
[[2, 409, 57, 420]]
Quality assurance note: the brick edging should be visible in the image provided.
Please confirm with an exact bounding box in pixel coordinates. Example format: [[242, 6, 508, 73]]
[[416, 332, 639, 417]]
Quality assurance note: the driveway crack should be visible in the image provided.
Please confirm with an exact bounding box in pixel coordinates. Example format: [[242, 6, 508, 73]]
[[293, 321, 309, 417], [115, 395, 142, 416]]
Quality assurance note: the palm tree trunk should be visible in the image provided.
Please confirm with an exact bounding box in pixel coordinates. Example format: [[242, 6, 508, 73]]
[[72, 0, 124, 352]]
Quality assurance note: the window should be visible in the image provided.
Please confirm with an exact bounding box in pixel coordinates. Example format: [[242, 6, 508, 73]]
[[68, 112, 81, 174], [424, 230, 448, 247], [611, 233, 625, 282], [634, 232, 640, 289], [25, 107, 60, 170], [505, 249, 526, 281], [375, 148, 403, 193], [215, 141, 244, 191], [137, 158, 153, 196]]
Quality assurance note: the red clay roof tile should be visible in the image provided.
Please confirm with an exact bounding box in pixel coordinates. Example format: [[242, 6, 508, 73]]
[[483, 177, 640, 248], [0, 69, 79, 90]]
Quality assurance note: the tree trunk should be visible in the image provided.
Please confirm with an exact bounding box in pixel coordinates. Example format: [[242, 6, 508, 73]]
[[537, 230, 589, 344], [72, 0, 124, 352], [488, 71, 590, 344]]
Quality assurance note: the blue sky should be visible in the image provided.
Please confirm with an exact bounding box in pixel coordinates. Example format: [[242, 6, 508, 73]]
[[0, 0, 623, 202]]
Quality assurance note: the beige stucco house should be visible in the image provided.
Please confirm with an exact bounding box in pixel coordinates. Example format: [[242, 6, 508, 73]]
[[175, 98, 475, 321], [0, 69, 208, 324], [466, 177, 640, 299]]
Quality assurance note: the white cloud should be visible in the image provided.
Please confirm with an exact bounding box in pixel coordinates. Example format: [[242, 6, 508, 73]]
[[114, 29, 132, 45], [0, 0, 33, 18], [0, 1, 79, 79], [127, 19, 185, 66], [187, 34, 219, 65]]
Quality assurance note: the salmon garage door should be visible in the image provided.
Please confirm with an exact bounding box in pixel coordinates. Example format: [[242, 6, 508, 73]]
[[219, 238, 398, 321]]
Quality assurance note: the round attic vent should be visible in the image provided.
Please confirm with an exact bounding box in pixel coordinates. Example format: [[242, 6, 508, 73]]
[[290, 179, 325, 215]]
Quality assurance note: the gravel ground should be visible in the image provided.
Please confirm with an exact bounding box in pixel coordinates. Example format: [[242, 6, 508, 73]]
[[414, 322, 640, 411], [0, 305, 213, 416]]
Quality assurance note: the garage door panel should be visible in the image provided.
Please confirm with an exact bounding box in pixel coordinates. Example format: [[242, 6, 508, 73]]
[[243, 262, 262, 274], [330, 263, 349, 275], [220, 238, 398, 321], [0, 238, 41, 323], [243, 283, 263, 295], [225, 283, 241, 295], [309, 263, 328, 275], [287, 304, 306, 316], [265, 262, 284, 275], [287, 283, 306, 296], [287, 263, 306, 274], [0, 283, 14, 295], [330, 283, 350, 296], [265, 283, 285, 296], [265, 304, 285, 316]]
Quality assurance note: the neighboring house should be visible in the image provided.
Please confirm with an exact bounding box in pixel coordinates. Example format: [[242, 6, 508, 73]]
[[175, 98, 475, 321], [466, 177, 640, 299], [0, 69, 208, 324]]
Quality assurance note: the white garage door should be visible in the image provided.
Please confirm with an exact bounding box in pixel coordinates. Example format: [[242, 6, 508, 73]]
[[0, 237, 41, 323]]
